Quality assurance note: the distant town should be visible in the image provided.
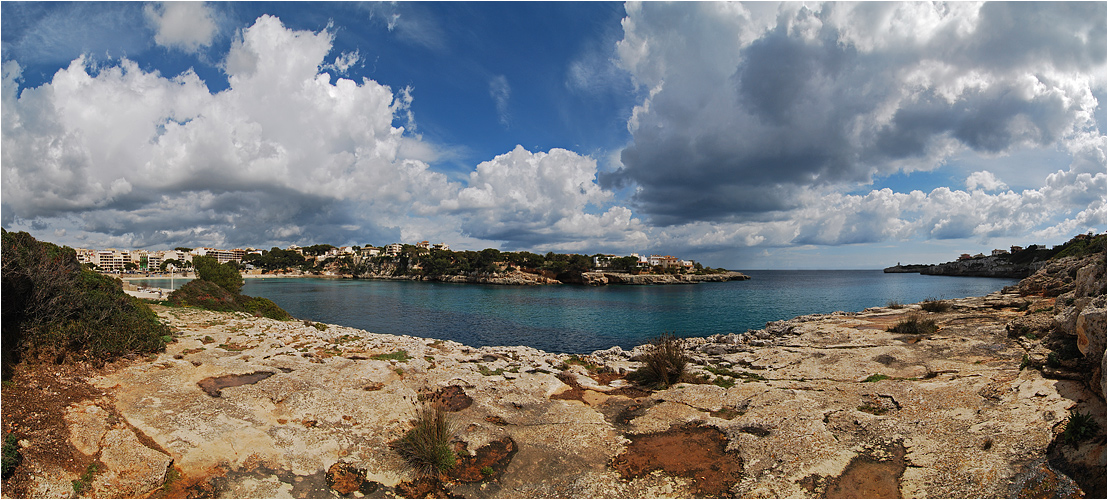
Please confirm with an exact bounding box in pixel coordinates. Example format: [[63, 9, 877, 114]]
[[72, 240, 711, 276]]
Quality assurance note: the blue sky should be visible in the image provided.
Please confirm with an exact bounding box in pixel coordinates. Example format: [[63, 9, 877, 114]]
[[2, 2, 1105, 269]]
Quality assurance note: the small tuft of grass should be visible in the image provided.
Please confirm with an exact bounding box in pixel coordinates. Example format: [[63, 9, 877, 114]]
[[371, 350, 411, 362], [712, 378, 736, 388], [886, 300, 904, 309], [1061, 409, 1098, 445], [394, 406, 456, 476], [857, 403, 888, 415], [2, 433, 22, 480], [862, 373, 891, 383], [887, 313, 938, 334], [476, 364, 518, 376], [480, 466, 495, 477], [704, 365, 766, 382], [564, 354, 599, 371], [157, 466, 182, 494], [1020, 354, 1032, 370], [627, 332, 689, 390], [71, 462, 100, 494], [920, 297, 951, 313], [217, 343, 249, 352]]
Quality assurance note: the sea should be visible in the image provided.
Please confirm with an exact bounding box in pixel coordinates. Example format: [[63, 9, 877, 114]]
[[128, 270, 1019, 354]]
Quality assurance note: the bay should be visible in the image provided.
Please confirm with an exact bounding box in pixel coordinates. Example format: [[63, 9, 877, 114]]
[[131, 271, 1018, 353]]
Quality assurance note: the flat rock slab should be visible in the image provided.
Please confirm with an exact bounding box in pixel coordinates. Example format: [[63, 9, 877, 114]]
[[75, 297, 1103, 498]]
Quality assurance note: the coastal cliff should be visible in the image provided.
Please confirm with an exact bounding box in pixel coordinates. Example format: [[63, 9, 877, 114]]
[[884, 233, 1106, 278], [3, 254, 1104, 498], [919, 254, 1044, 278], [883, 254, 1045, 278]]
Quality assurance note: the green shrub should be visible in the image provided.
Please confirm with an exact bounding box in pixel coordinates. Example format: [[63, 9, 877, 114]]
[[167, 278, 291, 321], [1051, 234, 1107, 260], [887, 313, 938, 334], [628, 332, 689, 389], [2, 433, 21, 479], [1061, 409, 1098, 445], [168, 280, 239, 312], [2, 230, 169, 376], [241, 296, 292, 320], [863, 373, 891, 383], [394, 406, 456, 476], [192, 256, 243, 295], [919, 297, 951, 313]]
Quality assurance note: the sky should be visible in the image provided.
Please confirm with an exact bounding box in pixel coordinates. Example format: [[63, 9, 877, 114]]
[[2, 1, 1105, 269]]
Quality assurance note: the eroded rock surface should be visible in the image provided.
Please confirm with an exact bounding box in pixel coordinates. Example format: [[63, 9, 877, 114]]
[[5, 253, 1105, 498], [33, 287, 1090, 499]]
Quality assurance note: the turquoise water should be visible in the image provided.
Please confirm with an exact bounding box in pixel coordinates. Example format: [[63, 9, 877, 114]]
[[131, 271, 1017, 353]]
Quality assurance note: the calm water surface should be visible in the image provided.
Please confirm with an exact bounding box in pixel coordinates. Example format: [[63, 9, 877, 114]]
[[133, 271, 1017, 353]]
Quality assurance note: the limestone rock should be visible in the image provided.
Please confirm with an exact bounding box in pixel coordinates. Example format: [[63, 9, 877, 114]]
[[64, 402, 110, 456], [1077, 307, 1107, 357], [1076, 307, 1106, 398], [1074, 260, 1106, 298], [1006, 314, 1054, 338], [92, 428, 173, 498]]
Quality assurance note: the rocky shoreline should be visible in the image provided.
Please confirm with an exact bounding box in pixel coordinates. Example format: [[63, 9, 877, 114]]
[[884, 254, 1044, 278], [347, 270, 750, 286], [2, 256, 1104, 498]]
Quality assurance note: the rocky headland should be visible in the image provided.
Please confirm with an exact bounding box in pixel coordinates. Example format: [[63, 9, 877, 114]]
[[2, 255, 1104, 498], [884, 254, 1043, 278], [349, 269, 750, 286], [884, 234, 1106, 279]]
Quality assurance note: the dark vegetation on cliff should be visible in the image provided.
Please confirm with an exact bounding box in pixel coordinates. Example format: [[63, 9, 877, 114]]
[[1, 230, 171, 379], [888, 233, 1107, 277], [167, 256, 291, 320], [998, 233, 1105, 266], [245, 244, 729, 282]]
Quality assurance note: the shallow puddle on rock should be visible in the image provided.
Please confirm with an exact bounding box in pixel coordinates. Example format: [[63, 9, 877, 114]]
[[822, 442, 906, 498], [197, 370, 276, 397], [612, 424, 742, 497]]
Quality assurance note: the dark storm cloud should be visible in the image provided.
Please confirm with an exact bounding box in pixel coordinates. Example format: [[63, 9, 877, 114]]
[[609, 2, 1106, 227]]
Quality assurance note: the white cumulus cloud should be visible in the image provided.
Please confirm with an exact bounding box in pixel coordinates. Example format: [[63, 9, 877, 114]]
[[2, 15, 455, 248], [144, 2, 218, 54], [443, 145, 647, 250], [965, 171, 1009, 191]]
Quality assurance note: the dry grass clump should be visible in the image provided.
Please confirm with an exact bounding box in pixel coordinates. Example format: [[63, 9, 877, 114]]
[[394, 406, 456, 476], [887, 313, 938, 334], [919, 297, 951, 313], [628, 333, 689, 389]]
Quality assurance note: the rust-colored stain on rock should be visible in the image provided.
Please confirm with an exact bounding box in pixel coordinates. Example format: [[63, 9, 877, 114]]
[[612, 424, 742, 497], [448, 437, 517, 483], [426, 385, 473, 412]]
